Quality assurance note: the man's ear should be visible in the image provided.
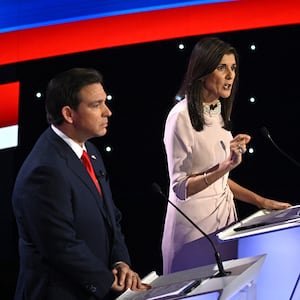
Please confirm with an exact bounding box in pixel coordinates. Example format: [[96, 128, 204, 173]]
[[61, 106, 74, 124]]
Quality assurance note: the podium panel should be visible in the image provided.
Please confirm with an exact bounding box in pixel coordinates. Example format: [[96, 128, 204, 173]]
[[217, 205, 300, 300], [238, 227, 300, 300], [117, 255, 266, 300], [217, 205, 300, 241]]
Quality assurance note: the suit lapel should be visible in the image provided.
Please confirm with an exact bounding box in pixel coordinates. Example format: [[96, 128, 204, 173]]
[[68, 152, 113, 228], [46, 128, 112, 227]]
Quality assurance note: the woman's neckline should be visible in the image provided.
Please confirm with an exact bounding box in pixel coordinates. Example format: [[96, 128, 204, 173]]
[[203, 100, 221, 115]]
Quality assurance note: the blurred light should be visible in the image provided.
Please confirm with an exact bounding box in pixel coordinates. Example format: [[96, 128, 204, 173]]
[[35, 92, 42, 98], [248, 146, 254, 154], [249, 97, 256, 103], [175, 95, 182, 101], [178, 43, 185, 50], [250, 43, 256, 51], [107, 94, 112, 101], [105, 145, 112, 152]]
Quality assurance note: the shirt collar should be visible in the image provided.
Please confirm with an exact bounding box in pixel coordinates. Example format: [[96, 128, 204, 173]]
[[51, 124, 85, 159]]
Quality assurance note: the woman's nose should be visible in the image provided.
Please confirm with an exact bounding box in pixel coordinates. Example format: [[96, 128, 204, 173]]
[[226, 69, 235, 79]]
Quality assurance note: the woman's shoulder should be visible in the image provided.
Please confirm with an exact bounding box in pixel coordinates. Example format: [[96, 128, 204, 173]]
[[165, 99, 192, 134], [167, 98, 188, 119]]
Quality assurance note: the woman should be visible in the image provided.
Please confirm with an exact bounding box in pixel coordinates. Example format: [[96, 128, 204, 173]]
[[161, 37, 291, 274]]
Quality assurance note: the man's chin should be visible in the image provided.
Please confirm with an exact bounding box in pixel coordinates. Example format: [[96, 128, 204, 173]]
[[98, 129, 107, 137]]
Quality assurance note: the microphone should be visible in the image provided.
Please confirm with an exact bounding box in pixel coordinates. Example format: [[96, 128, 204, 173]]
[[260, 126, 300, 168], [209, 103, 218, 110], [220, 140, 226, 155], [96, 170, 107, 180], [152, 182, 231, 277]]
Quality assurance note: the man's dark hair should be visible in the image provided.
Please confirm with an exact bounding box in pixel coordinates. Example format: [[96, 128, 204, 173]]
[[45, 68, 103, 125]]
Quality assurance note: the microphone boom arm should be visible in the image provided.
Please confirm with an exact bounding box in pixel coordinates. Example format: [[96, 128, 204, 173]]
[[152, 183, 230, 277], [261, 127, 300, 168]]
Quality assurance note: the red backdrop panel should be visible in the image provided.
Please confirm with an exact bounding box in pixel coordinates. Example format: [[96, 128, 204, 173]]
[[0, 82, 20, 127], [0, 0, 300, 66]]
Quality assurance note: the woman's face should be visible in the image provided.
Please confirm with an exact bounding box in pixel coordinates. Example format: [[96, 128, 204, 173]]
[[202, 53, 237, 102]]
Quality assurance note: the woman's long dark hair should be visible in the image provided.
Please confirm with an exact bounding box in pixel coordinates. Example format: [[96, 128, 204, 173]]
[[176, 36, 239, 131]]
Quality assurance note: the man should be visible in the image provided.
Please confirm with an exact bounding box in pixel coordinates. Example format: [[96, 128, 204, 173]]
[[12, 68, 149, 299]]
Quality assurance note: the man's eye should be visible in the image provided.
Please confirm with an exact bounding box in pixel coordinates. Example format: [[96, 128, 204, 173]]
[[91, 103, 100, 108]]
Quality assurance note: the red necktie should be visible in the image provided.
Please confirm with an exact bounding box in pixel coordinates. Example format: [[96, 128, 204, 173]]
[[81, 150, 102, 195]]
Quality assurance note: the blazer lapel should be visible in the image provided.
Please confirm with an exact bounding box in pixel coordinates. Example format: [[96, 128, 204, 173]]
[[47, 129, 112, 226], [67, 153, 113, 227]]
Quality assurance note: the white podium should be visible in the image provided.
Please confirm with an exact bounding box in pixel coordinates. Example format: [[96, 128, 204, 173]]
[[217, 205, 300, 300], [217, 205, 300, 241], [117, 254, 266, 300]]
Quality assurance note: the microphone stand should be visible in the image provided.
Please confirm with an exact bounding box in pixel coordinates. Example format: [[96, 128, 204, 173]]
[[261, 126, 300, 168], [152, 183, 231, 277]]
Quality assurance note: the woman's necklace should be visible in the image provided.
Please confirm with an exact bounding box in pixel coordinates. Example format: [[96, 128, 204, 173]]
[[203, 100, 221, 116]]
